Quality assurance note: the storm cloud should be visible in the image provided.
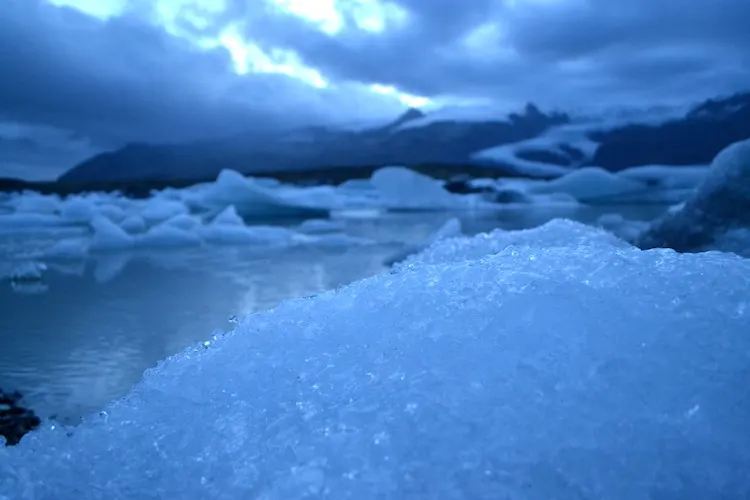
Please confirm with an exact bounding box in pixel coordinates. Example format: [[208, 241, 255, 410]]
[[1, 0, 748, 179]]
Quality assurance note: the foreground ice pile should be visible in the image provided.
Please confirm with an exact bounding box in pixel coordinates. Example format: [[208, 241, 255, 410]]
[[2, 220, 749, 499]]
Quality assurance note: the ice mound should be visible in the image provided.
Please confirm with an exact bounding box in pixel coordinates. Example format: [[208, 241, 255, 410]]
[[0, 213, 70, 233], [59, 197, 96, 224], [370, 166, 465, 210], [1, 261, 47, 282], [636, 138, 750, 252], [3, 222, 749, 499], [140, 198, 189, 225], [89, 215, 135, 251], [119, 215, 147, 234], [138, 223, 202, 248], [528, 167, 648, 204], [398, 219, 630, 269], [210, 205, 244, 226], [194, 169, 333, 219], [10, 194, 60, 214]]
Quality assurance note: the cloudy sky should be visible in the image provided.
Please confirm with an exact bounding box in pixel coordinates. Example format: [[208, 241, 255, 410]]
[[1, 0, 748, 180]]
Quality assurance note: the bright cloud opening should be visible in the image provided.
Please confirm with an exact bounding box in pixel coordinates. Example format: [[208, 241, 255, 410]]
[[44, 0, 428, 110]]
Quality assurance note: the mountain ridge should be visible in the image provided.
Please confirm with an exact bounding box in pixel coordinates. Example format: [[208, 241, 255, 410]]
[[59, 92, 750, 183]]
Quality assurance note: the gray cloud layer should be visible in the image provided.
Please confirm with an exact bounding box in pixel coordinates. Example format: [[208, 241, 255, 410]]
[[1, 0, 748, 179]]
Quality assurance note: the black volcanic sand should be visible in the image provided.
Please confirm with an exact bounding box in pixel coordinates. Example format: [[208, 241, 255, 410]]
[[0, 389, 41, 446]]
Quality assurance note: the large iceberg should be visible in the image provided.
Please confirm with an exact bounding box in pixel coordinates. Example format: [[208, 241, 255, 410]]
[[636, 138, 750, 252], [2, 220, 748, 499]]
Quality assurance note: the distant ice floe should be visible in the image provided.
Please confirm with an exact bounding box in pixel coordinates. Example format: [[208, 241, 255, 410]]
[[0, 161, 711, 264]]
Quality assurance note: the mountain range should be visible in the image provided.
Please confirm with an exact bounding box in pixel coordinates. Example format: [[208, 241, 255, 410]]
[[59, 91, 750, 184]]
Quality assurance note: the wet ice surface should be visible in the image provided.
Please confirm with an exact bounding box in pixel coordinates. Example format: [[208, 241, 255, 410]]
[[0, 207, 668, 424], [1, 218, 748, 500]]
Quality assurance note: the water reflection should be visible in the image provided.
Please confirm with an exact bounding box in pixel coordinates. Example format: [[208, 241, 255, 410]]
[[0, 243, 399, 423]]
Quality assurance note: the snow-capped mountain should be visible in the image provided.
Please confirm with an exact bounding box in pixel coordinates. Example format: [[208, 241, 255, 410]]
[[58, 91, 750, 184]]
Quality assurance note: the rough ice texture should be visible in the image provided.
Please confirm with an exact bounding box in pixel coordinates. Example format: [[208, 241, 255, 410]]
[[397, 219, 630, 270], [2, 221, 749, 499], [636, 138, 750, 251]]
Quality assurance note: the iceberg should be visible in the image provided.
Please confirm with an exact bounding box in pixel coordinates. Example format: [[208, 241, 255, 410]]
[[369, 166, 468, 211], [2, 220, 748, 499], [188, 169, 334, 219], [636, 138, 750, 252]]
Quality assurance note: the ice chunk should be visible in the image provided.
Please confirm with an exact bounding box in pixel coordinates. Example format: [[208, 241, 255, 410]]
[[210, 205, 244, 226], [636, 138, 750, 251], [59, 197, 96, 224], [528, 167, 649, 204], [138, 223, 202, 248], [398, 219, 630, 269], [119, 215, 147, 234], [370, 166, 464, 210], [95, 204, 127, 223], [2, 223, 749, 499], [10, 194, 60, 214], [195, 169, 331, 219], [160, 214, 202, 231], [89, 215, 135, 251], [1, 261, 47, 282], [0, 213, 68, 233], [141, 199, 189, 225]]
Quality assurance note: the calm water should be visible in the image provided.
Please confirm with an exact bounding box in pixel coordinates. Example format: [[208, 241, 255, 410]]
[[0, 206, 668, 423]]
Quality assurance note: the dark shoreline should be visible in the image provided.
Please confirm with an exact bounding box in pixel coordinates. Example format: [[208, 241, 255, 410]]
[[0, 163, 529, 199]]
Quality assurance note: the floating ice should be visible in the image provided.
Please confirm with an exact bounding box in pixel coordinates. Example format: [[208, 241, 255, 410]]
[[528, 167, 649, 204], [119, 215, 147, 234], [89, 215, 135, 251], [636, 138, 750, 252], [10, 194, 60, 214], [210, 205, 244, 226], [58, 197, 96, 224], [370, 166, 465, 210], [1, 261, 47, 282], [140, 198, 189, 225], [2, 221, 749, 499], [194, 169, 332, 219], [0, 213, 69, 233], [138, 223, 202, 248], [159, 214, 202, 231]]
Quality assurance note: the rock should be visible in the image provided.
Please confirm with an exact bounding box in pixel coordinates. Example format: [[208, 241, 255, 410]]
[[0, 389, 41, 446]]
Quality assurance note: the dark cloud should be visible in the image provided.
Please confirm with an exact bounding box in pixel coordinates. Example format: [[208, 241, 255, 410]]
[[227, 0, 749, 107], [0, 0, 403, 147], [1, 0, 749, 180]]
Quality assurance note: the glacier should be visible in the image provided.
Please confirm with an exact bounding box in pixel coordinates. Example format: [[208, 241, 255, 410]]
[[1, 219, 749, 499]]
